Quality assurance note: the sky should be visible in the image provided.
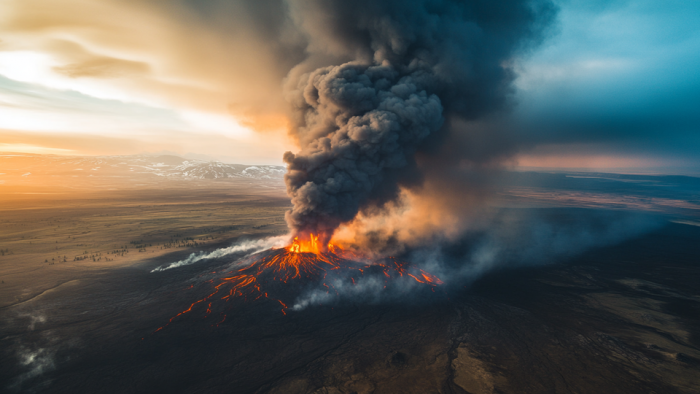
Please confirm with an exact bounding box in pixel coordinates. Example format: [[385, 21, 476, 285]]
[[0, 0, 698, 170], [513, 0, 700, 173]]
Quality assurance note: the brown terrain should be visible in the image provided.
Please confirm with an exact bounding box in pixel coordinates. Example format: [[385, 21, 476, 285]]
[[1, 154, 699, 393]]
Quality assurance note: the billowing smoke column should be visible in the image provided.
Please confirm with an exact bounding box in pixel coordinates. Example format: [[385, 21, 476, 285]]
[[284, 65, 443, 244], [283, 0, 555, 245]]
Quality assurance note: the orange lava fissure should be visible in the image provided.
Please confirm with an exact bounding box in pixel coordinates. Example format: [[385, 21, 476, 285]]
[[154, 234, 443, 333]]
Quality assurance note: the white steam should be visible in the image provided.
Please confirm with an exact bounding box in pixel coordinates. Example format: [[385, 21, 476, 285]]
[[151, 236, 287, 272]]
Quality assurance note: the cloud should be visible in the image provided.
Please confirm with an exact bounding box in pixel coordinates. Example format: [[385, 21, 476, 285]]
[[0, 0, 697, 170], [509, 0, 700, 167], [0, 0, 305, 124], [53, 56, 150, 79]]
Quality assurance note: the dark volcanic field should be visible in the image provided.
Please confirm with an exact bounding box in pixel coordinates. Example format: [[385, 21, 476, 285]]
[[2, 216, 700, 393]]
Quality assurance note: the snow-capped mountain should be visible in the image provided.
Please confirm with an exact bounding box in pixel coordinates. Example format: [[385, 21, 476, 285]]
[[0, 153, 286, 181], [176, 161, 285, 180]]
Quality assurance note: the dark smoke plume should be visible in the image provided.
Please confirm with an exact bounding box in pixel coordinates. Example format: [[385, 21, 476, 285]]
[[282, 0, 556, 244], [284, 64, 443, 242]]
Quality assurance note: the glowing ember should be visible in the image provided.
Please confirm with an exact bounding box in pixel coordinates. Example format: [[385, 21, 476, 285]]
[[155, 234, 443, 332]]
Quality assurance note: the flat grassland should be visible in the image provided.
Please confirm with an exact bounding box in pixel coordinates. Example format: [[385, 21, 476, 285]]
[[0, 181, 289, 308]]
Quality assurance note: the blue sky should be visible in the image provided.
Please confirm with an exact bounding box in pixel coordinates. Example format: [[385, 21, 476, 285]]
[[513, 0, 700, 171]]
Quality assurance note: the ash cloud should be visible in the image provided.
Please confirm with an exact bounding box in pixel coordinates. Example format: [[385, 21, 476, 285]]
[[283, 64, 443, 242], [281, 0, 557, 242]]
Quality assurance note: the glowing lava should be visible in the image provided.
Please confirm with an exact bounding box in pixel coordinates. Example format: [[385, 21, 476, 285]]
[[155, 234, 443, 332], [286, 233, 324, 254]]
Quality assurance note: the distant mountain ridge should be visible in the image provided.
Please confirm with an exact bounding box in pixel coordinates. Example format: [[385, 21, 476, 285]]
[[0, 153, 286, 181]]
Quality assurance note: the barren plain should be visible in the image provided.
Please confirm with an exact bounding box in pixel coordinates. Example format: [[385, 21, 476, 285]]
[[1, 154, 699, 393]]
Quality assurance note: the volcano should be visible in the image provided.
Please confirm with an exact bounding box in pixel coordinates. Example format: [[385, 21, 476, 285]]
[[155, 234, 443, 332]]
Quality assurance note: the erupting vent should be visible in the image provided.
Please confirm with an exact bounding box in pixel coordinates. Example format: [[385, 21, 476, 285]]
[[155, 234, 442, 332], [286, 233, 325, 254]]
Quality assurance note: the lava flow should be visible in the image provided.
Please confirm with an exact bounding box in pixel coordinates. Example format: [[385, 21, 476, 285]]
[[155, 234, 443, 332]]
